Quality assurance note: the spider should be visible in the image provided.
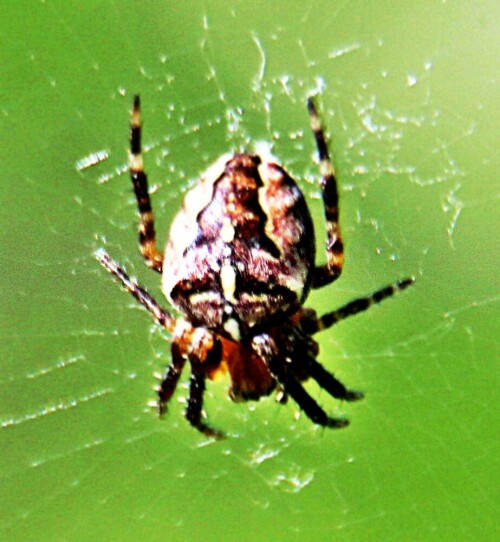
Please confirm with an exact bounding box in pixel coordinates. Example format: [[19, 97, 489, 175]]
[[97, 95, 414, 438]]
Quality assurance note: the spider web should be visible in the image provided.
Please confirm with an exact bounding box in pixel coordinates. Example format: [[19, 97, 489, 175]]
[[1, 1, 498, 541]]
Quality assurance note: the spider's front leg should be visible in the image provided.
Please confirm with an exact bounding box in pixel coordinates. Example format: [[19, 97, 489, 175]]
[[295, 278, 415, 335], [96, 249, 176, 332], [251, 333, 348, 429], [183, 329, 225, 439], [158, 340, 187, 416], [301, 354, 363, 402], [96, 250, 187, 414], [97, 248, 186, 416], [307, 97, 344, 289]]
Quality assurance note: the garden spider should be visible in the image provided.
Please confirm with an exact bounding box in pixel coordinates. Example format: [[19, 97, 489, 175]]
[[97, 95, 413, 438]]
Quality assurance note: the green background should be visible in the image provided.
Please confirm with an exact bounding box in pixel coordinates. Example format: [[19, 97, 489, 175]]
[[1, 1, 498, 541]]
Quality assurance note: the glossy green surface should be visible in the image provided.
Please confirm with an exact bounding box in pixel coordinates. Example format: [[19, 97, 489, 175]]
[[1, 1, 498, 541]]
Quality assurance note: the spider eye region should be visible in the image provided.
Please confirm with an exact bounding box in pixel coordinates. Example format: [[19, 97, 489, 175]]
[[162, 153, 316, 338]]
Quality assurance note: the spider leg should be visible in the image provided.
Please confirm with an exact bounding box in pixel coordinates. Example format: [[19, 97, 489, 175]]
[[252, 335, 348, 429], [158, 340, 187, 416], [279, 371, 349, 428], [130, 95, 164, 273], [96, 248, 176, 333], [304, 355, 363, 402], [307, 97, 344, 289], [185, 369, 225, 439], [318, 277, 415, 333], [181, 329, 225, 438]]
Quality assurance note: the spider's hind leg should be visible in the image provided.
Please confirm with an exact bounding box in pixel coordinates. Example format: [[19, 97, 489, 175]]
[[307, 97, 344, 289], [130, 95, 164, 273]]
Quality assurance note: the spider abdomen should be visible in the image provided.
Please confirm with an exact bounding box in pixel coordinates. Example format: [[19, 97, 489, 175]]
[[162, 153, 316, 340]]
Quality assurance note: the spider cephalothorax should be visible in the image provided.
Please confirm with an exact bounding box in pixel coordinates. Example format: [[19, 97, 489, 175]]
[[97, 95, 413, 438]]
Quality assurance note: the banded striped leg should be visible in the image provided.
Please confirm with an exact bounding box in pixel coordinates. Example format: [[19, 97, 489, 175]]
[[130, 95, 164, 273], [96, 248, 175, 332], [307, 97, 344, 289], [303, 277, 415, 335], [96, 250, 186, 420]]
